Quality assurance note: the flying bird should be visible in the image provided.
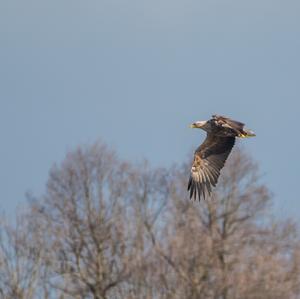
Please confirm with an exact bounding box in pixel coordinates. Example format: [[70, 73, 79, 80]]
[[188, 115, 255, 201]]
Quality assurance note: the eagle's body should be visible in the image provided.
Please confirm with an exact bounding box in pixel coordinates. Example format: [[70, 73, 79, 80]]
[[188, 115, 255, 201]]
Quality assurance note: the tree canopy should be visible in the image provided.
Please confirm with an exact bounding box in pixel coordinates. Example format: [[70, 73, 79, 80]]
[[0, 141, 299, 299]]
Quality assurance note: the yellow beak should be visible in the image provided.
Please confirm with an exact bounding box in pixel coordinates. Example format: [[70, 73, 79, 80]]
[[189, 124, 197, 128]]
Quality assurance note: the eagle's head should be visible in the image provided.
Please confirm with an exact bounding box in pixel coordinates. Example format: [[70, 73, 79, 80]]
[[189, 120, 211, 132]]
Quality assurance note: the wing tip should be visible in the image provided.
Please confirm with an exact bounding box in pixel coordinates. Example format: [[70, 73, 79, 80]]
[[188, 177, 211, 201]]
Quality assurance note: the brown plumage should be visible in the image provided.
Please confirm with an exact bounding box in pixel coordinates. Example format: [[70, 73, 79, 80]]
[[188, 115, 255, 201]]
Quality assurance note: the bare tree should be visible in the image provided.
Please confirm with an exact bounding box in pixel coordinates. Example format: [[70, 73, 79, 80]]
[[22, 141, 300, 299], [29, 143, 141, 299], [0, 211, 44, 299], [142, 148, 300, 299]]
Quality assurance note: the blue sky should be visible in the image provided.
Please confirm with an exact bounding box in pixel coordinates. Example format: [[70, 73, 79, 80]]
[[1, 0, 299, 220]]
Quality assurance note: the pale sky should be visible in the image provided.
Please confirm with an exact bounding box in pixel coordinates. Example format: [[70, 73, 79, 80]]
[[1, 0, 300, 220]]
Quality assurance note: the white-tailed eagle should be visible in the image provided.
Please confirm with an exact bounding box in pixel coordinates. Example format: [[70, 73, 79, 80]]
[[188, 115, 255, 201]]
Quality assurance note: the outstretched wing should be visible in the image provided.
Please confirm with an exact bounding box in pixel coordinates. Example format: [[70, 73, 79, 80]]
[[188, 134, 235, 200], [212, 115, 245, 131]]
